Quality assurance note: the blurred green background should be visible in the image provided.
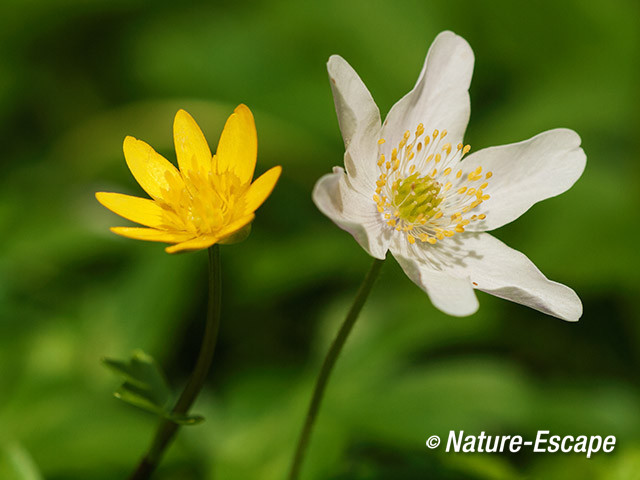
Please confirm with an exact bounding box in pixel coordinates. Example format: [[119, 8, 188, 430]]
[[1, 0, 639, 478]]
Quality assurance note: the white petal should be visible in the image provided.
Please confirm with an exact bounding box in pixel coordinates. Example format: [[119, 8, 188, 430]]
[[381, 31, 474, 150], [390, 236, 479, 317], [465, 129, 586, 231], [436, 232, 582, 321], [312, 167, 390, 259], [327, 55, 382, 192]]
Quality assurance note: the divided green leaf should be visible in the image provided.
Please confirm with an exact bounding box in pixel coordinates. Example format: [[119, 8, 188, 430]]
[[102, 350, 170, 415], [102, 350, 205, 425]]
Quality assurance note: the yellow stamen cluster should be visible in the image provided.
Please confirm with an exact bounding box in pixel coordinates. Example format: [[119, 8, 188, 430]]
[[373, 124, 491, 245], [159, 167, 248, 236]]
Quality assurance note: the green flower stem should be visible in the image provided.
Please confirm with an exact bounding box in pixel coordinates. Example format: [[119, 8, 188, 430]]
[[129, 245, 222, 480], [288, 257, 385, 480]]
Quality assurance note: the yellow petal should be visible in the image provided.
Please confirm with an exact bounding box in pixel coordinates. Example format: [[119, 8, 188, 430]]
[[173, 109, 213, 177], [164, 215, 255, 253], [218, 213, 255, 241], [215, 104, 257, 184], [243, 166, 282, 215], [165, 235, 218, 254], [110, 227, 193, 243], [123, 136, 184, 201], [96, 192, 168, 229]]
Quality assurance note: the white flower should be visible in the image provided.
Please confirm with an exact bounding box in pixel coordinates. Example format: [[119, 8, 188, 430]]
[[313, 31, 586, 320]]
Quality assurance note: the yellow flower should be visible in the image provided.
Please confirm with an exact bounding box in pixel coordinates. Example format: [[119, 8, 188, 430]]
[[96, 105, 281, 253]]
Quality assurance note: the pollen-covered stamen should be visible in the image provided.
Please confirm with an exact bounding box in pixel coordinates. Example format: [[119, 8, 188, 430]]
[[158, 168, 248, 235], [372, 124, 492, 245], [392, 172, 443, 224]]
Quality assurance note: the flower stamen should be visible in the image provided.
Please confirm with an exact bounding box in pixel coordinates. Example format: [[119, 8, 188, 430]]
[[372, 125, 491, 244]]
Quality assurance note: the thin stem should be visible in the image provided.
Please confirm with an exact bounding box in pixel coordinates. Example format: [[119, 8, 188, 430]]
[[287, 257, 385, 480], [129, 245, 222, 480]]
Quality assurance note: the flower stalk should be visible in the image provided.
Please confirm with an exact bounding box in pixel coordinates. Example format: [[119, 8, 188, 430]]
[[288, 257, 385, 480], [129, 245, 222, 480]]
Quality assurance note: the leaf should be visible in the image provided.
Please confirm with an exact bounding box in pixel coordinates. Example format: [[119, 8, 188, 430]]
[[0, 442, 43, 480], [102, 350, 171, 415], [102, 350, 206, 425], [165, 413, 205, 425]]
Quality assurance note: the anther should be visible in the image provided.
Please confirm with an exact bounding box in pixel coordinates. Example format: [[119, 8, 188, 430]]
[[373, 122, 486, 246]]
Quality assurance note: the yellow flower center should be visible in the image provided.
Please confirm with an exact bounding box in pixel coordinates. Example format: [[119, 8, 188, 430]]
[[392, 172, 443, 224], [373, 124, 492, 245], [159, 167, 248, 236]]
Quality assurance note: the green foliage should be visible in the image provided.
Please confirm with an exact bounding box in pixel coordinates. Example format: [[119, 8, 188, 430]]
[[0, 0, 638, 479], [0, 443, 43, 480], [103, 350, 203, 425]]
